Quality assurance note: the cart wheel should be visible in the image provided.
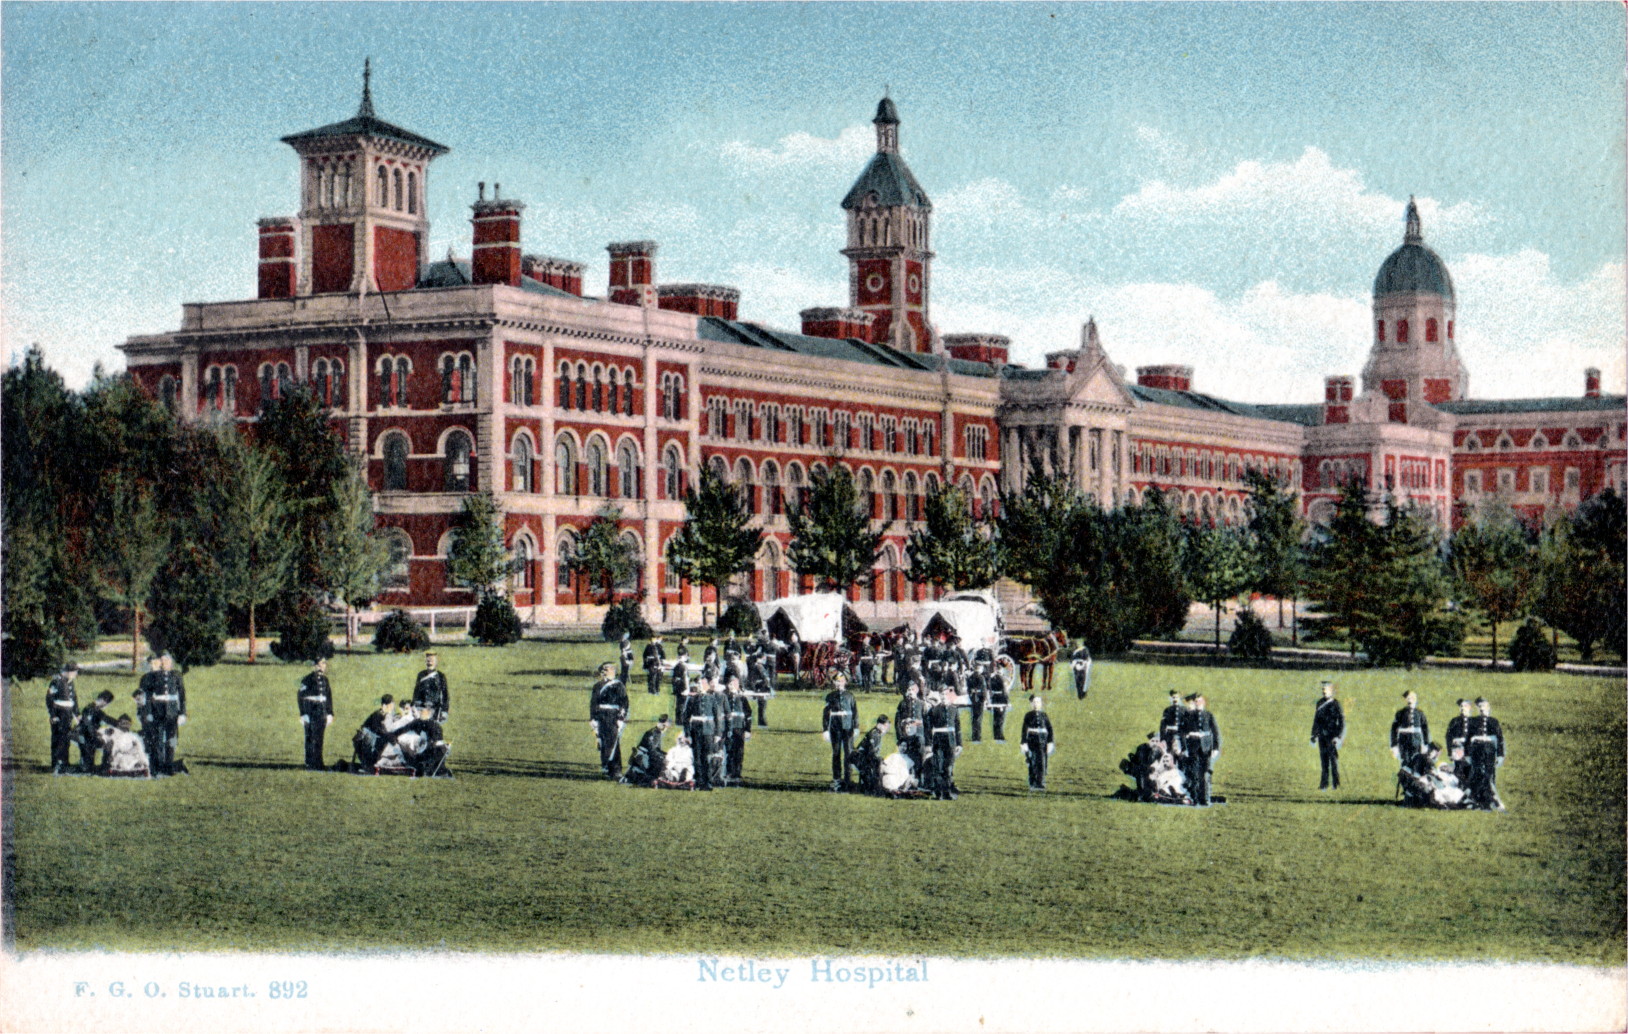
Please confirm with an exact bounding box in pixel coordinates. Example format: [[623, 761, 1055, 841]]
[[995, 654, 1018, 687]]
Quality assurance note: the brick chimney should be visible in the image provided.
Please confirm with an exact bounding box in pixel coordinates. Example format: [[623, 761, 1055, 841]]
[[522, 254, 586, 297], [608, 241, 658, 306], [470, 183, 525, 288], [658, 283, 740, 319], [1585, 367, 1601, 398], [800, 307, 876, 342], [1045, 351, 1080, 373], [1324, 375, 1354, 424], [1137, 364, 1193, 392], [942, 333, 1010, 367], [257, 217, 298, 299]]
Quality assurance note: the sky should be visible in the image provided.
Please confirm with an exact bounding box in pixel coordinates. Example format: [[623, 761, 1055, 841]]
[[3, 1, 1624, 402]]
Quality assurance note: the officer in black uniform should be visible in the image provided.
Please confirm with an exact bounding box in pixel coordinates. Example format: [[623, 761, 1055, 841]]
[[1390, 690, 1429, 763], [672, 643, 693, 715], [1310, 680, 1345, 790], [702, 637, 720, 675], [850, 715, 891, 795], [412, 651, 450, 722], [149, 653, 188, 776], [618, 632, 635, 687], [1465, 697, 1507, 810], [1159, 689, 1184, 754], [625, 715, 671, 786], [685, 677, 718, 791], [987, 661, 1011, 741], [133, 655, 163, 769], [1445, 698, 1472, 757], [1069, 643, 1093, 699], [74, 690, 116, 774], [1177, 694, 1221, 806], [924, 691, 962, 800], [965, 661, 990, 743], [298, 657, 335, 771], [821, 673, 859, 791], [1019, 695, 1056, 790], [748, 635, 775, 727], [46, 661, 80, 774], [895, 682, 927, 774], [856, 635, 876, 690], [643, 635, 666, 696], [724, 677, 753, 785], [588, 662, 629, 779], [703, 678, 731, 789]]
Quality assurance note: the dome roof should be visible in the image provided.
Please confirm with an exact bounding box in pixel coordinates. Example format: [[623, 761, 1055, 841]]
[[1373, 198, 1454, 300]]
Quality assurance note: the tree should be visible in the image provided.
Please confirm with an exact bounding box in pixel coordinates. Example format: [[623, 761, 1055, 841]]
[[665, 464, 763, 625], [322, 459, 391, 648], [2, 520, 68, 681], [1244, 468, 1305, 633], [446, 492, 512, 597], [1114, 487, 1191, 641], [92, 476, 169, 670], [1302, 482, 1377, 656], [256, 385, 351, 594], [146, 542, 228, 670], [995, 473, 1082, 590], [1184, 521, 1255, 650], [787, 464, 889, 593], [906, 484, 999, 591], [219, 438, 297, 662], [1536, 488, 1627, 661], [566, 507, 637, 604], [1450, 498, 1538, 666]]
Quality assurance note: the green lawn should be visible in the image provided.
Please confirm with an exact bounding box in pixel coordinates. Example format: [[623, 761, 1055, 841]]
[[6, 642, 1623, 962]]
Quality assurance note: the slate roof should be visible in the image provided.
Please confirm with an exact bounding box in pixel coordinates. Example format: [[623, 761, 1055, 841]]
[[1130, 385, 1322, 426], [841, 152, 932, 210], [416, 259, 581, 299], [282, 114, 449, 155], [1373, 242, 1454, 299], [1436, 395, 1625, 416], [698, 318, 994, 377]]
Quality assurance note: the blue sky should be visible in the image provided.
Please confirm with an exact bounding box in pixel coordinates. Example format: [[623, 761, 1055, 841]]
[[4, 2, 1623, 399]]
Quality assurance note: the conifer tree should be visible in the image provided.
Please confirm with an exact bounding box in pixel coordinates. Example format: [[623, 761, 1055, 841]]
[[1184, 521, 1255, 650], [666, 464, 762, 625], [906, 484, 999, 591], [447, 492, 513, 598], [787, 464, 888, 593], [567, 507, 638, 604], [220, 438, 297, 662], [1450, 498, 1537, 666]]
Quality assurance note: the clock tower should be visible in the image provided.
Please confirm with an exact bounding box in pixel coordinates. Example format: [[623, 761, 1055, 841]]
[[841, 97, 935, 353]]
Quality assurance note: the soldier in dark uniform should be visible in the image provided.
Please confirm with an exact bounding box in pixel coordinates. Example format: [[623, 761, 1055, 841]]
[[1464, 697, 1507, 810], [672, 644, 693, 715], [1069, 644, 1093, 699], [46, 661, 80, 774], [965, 661, 990, 743], [298, 657, 335, 771], [642, 635, 666, 696], [1445, 698, 1472, 757], [412, 651, 450, 722], [588, 662, 629, 779], [133, 655, 163, 769], [387, 703, 450, 778], [618, 632, 635, 687], [148, 653, 188, 776], [702, 637, 720, 675], [351, 695, 396, 772], [703, 679, 731, 789], [685, 677, 718, 791], [987, 661, 1011, 741], [850, 715, 891, 795], [920, 635, 943, 694], [1019, 695, 1056, 790], [821, 673, 859, 791], [724, 677, 753, 785], [1159, 689, 1185, 754], [748, 636, 775, 727], [1310, 680, 1345, 790], [786, 630, 803, 688], [1177, 694, 1221, 806], [1390, 690, 1428, 763], [74, 690, 116, 774], [625, 715, 671, 786], [924, 691, 963, 800], [895, 682, 927, 774]]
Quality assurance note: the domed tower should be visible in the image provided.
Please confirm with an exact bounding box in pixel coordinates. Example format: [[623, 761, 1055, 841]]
[[1362, 198, 1468, 412], [840, 97, 935, 353]]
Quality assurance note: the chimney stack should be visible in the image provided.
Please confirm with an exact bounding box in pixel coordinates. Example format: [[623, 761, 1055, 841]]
[[607, 241, 658, 306], [471, 187, 525, 288], [1585, 367, 1601, 398], [1136, 364, 1193, 392], [1323, 375, 1354, 424], [257, 217, 298, 299], [522, 254, 586, 297], [800, 307, 876, 342], [942, 333, 1010, 367], [659, 283, 740, 320]]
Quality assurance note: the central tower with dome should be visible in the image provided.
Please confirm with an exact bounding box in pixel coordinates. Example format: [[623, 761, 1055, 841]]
[[1362, 198, 1469, 416]]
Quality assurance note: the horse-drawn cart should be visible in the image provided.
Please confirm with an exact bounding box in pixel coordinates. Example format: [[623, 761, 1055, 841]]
[[755, 593, 867, 687]]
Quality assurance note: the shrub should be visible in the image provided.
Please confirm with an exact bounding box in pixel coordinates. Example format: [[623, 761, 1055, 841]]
[[601, 598, 652, 642], [373, 609, 430, 654], [1228, 609, 1274, 660], [718, 601, 762, 636], [1508, 618, 1558, 672], [270, 598, 336, 663], [470, 593, 524, 646]]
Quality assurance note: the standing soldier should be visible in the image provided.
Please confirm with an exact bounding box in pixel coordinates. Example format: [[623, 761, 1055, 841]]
[[702, 637, 720, 678], [1465, 697, 1507, 810], [618, 632, 635, 687], [684, 676, 718, 791], [821, 672, 859, 792], [412, 651, 450, 723], [46, 661, 80, 775], [1069, 643, 1093, 700], [1178, 694, 1221, 806], [722, 632, 742, 682], [1159, 689, 1184, 755], [671, 642, 692, 715], [1390, 690, 1429, 763], [1445, 698, 1473, 757], [298, 657, 335, 771], [895, 681, 927, 775], [856, 634, 876, 690], [748, 638, 775, 727], [1019, 695, 1056, 790], [924, 690, 963, 800], [724, 677, 753, 786], [149, 653, 188, 776], [642, 634, 666, 696], [1309, 680, 1345, 791], [588, 662, 629, 780], [133, 656, 162, 771], [965, 657, 990, 743], [987, 658, 1012, 742]]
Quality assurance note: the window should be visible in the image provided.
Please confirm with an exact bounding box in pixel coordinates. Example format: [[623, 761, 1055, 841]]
[[1425, 318, 1438, 343], [607, 369, 619, 413], [441, 355, 459, 403], [157, 375, 177, 412], [736, 458, 756, 512], [834, 412, 851, 449], [882, 417, 898, 453], [663, 446, 683, 500], [1565, 468, 1580, 493], [787, 464, 805, 513], [812, 410, 828, 447], [882, 470, 898, 521], [558, 363, 572, 408], [407, 171, 417, 215], [444, 431, 473, 492], [763, 405, 780, 444], [223, 367, 238, 412], [965, 425, 988, 462], [512, 434, 533, 493], [788, 408, 803, 446], [594, 368, 605, 412], [511, 537, 533, 590], [858, 468, 875, 519], [556, 534, 576, 596], [1530, 469, 1549, 495], [1530, 433, 1548, 450], [459, 354, 475, 403], [204, 367, 222, 411], [575, 363, 588, 410], [383, 433, 410, 491], [624, 370, 636, 416], [1497, 468, 1516, 494], [1397, 319, 1410, 344], [661, 374, 684, 421], [382, 531, 412, 590], [664, 536, 681, 591], [512, 357, 535, 407], [858, 414, 874, 450], [763, 462, 781, 515], [376, 166, 388, 207], [1563, 431, 1583, 449], [903, 471, 919, 521], [706, 397, 726, 436], [924, 423, 935, 457], [585, 439, 607, 496], [393, 169, 404, 211], [615, 535, 642, 595], [1464, 470, 1482, 494], [734, 401, 753, 442], [555, 437, 577, 495], [617, 441, 640, 499]]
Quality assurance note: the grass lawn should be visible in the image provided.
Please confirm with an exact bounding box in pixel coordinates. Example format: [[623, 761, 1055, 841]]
[[5, 641, 1623, 963]]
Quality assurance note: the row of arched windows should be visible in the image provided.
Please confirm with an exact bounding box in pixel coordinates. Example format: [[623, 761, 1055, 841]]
[[557, 361, 637, 415], [374, 164, 419, 215], [1133, 445, 1297, 486], [1377, 317, 1451, 344], [1463, 429, 1587, 452], [549, 434, 643, 499], [701, 397, 938, 456], [375, 352, 478, 408], [380, 429, 473, 493]]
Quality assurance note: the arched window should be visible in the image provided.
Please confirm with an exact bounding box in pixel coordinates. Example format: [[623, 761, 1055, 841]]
[[223, 366, 238, 412], [1397, 319, 1410, 344], [259, 365, 276, 411], [1425, 318, 1438, 343], [383, 432, 410, 491], [858, 468, 876, 520], [924, 423, 935, 456], [444, 431, 473, 493], [585, 439, 608, 496], [787, 463, 805, 514], [441, 355, 458, 403], [392, 358, 409, 407], [557, 533, 577, 596], [980, 478, 997, 520], [158, 375, 177, 412], [375, 166, 389, 206], [762, 461, 781, 515], [708, 455, 729, 483], [511, 537, 533, 590], [903, 471, 919, 521], [458, 354, 475, 403], [736, 457, 756, 511], [558, 362, 572, 408], [624, 370, 636, 416], [607, 369, 619, 414], [575, 363, 588, 410], [617, 440, 640, 499], [393, 168, 404, 211], [382, 530, 412, 590], [663, 446, 684, 500], [555, 436, 578, 495], [923, 472, 939, 498], [763, 405, 780, 444], [735, 401, 753, 442], [882, 470, 898, 521], [204, 367, 222, 411], [593, 367, 605, 412], [512, 434, 533, 493], [313, 359, 331, 407]]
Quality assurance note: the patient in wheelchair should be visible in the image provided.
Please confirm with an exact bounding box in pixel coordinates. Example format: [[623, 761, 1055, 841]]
[[1398, 742, 1465, 809], [653, 734, 695, 789], [101, 715, 152, 778]]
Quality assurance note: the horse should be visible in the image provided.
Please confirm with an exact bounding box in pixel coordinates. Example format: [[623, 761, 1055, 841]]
[[1005, 630, 1067, 694]]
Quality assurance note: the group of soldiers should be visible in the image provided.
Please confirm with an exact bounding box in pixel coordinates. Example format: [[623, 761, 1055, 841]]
[[345, 651, 453, 776], [1119, 691, 1224, 805], [1391, 691, 1508, 809], [45, 655, 188, 777]]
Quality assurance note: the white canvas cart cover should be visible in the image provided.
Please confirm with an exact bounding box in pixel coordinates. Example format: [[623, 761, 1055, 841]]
[[755, 593, 853, 644], [911, 598, 1002, 651]]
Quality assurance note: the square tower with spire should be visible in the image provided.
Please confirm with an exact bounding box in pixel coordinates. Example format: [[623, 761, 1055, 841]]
[[841, 97, 935, 353]]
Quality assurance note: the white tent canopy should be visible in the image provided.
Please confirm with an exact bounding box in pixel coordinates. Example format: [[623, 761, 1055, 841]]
[[755, 593, 857, 644], [911, 597, 1003, 651]]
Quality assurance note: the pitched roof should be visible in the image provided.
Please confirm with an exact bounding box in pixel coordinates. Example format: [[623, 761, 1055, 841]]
[[697, 318, 994, 377], [416, 259, 582, 299], [281, 114, 449, 155], [1130, 384, 1322, 426], [841, 152, 931, 210], [1435, 395, 1625, 416]]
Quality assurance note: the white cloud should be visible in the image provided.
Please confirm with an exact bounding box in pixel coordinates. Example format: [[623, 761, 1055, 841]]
[[719, 125, 873, 173]]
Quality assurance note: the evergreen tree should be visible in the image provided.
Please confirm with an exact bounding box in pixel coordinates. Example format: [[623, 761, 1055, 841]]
[[146, 542, 228, 670], [665, 464, 762, 626], [219, 438, 297, 662], [1449, 498, 1538, 666], [566, 507, 638, 604], [91, 476, 169, 670], [323, 458, 391, 648], [255, 385, 350, 594], [1244, 467, 1305, 631], [1536, 488, 1626, 661], [2, 520, 67, 681], [446, 492, 513, 598], [995, 473, 1081, 590], [906, 484, 999, 591], [1302, 482, 1377, 655], [1184, 521, 1255, 649], [1116, 487, 1191, 641], [787, 464, 888, 593]]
